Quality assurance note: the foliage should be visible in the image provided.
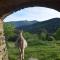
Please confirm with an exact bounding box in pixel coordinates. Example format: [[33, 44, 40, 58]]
[[7, 41, 60, 60], [6, 30, 60, 60], [4, 23, 16, 40], [54, 28, 60, 40], [4, 19, 60, 60]]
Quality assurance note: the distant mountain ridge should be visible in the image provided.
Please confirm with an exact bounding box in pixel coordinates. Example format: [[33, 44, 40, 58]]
[[5, 18, 60, 33], [26, 18, 60, 33], [5, 20, 38, 28]]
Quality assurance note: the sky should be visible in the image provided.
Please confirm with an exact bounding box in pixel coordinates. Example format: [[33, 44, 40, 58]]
[[4, 7, 60, 22]]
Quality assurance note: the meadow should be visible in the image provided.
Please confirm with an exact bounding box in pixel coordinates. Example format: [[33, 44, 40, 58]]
[[7, 32, 60, 60]]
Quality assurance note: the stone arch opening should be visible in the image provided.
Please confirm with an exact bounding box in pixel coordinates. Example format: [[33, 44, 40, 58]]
[[3, 6, 60, 60], [0, 0, 60, 19], [0, 0, 60, 60]]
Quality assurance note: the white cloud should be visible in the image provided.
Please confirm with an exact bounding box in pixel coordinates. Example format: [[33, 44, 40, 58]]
[[4, 7, 60, 22]]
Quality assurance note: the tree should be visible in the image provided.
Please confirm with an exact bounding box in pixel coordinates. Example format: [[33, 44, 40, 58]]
[[4, 23, 16, 40], [54, 28, 60, 40], [38, 29, 48, 41]]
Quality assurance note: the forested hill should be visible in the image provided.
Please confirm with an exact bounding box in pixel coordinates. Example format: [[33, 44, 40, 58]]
[[24, 18, 60, 33], [5, 20, 37, 28], [5, 18, 60, 33]]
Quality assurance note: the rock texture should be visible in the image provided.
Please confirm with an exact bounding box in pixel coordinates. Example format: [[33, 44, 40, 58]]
[[0, 19, 8, 60], [0, 0, 60, 18]]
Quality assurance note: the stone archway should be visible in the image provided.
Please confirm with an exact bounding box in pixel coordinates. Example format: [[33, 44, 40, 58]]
[[0, 0, 60, 60], [0, 0, 60, 18]]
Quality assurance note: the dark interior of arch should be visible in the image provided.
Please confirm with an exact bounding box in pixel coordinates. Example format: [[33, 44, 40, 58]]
[[0, 0, 60, 18]]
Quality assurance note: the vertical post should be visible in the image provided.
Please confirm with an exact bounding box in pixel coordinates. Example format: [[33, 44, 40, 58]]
[[0, 18, 8, 60]]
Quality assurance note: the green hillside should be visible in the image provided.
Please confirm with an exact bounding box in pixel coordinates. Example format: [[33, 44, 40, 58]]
[[26, 18, 60, 33]]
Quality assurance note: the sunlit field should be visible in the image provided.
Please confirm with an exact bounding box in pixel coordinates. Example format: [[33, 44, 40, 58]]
[[7, 40, 60, 60]]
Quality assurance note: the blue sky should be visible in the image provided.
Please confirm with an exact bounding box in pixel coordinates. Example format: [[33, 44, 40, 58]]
[[4, 7, 60, 22]]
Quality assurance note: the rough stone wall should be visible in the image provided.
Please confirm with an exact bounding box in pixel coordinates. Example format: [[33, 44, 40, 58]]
[[0, 0, 60, 18], [0, 19, 8, 60]]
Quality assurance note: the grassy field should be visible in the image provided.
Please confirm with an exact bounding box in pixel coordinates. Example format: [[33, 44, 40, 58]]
[[7, 41, 60, 60]]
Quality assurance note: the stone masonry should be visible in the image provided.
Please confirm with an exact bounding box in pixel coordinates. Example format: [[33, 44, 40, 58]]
[[0, 19, 8, 60]]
